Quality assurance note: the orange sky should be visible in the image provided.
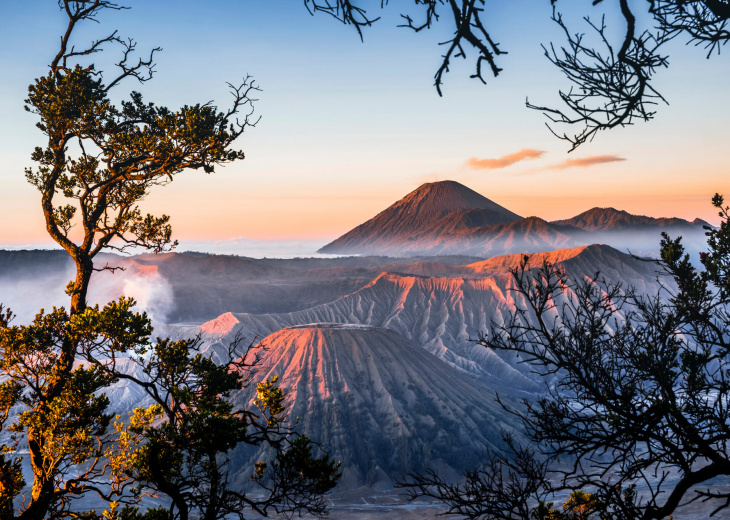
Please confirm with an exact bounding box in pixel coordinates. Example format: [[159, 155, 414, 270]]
[[1, 1, 729, 249]]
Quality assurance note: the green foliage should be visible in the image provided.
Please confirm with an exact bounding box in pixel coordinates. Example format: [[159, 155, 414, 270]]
[[254, 376, 286, 428], [701, 194, 730, 297], [0, 300, 149, 517], [559, 491, 599, 520], [531, 501, 559, 520], [116, 506, 171, 520], [3, 3, 337, 518], [76, 313, 340, 520], [0, 297, 340, 519], [401, 194, 730, 519], [530, 490, 606, 520], [25, 65, 109, 139], [255, 435, 342, 496], [24, 59, 254, 259]]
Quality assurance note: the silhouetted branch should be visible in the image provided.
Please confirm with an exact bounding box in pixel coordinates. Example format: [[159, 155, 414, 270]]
[[52, 1, 129, 74], [303, 0, 380, 38], [92, 263, 125, 273], [527, 7, 669, 151], [104, 37, 160, 91], [478, 246, 730, 518], [306, 0, 507, 96], [652, 0, 730, 56], [397, 434, 549, 520]]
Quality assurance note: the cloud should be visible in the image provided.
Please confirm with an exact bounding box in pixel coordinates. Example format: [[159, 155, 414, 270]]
[[549, 155, 626, 170], [465, 149, 547, 170]]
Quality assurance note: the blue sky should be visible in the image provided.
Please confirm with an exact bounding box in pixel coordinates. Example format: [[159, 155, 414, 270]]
[[1, 0, 729, 252]]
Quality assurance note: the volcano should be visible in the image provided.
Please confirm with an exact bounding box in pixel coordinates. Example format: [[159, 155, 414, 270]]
[[230, 323, 521, 489], [552, 207, 709, 232], [318, 180, 522, 255], [318, 181, 709, 257]]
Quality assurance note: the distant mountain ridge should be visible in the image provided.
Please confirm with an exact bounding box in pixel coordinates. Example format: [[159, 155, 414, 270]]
[[229, 324, 521, 489], [189, 244, 661, 394], [553, 207, 711, 231], [319, 181, 708, 257]]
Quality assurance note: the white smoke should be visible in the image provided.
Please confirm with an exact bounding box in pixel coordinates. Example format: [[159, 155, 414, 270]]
[[0, 260, 76, 325], [88, 265, 174, 323], [0, 260, 174, 326]]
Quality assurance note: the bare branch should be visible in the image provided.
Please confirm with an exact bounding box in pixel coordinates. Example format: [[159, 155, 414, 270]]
[[527, 8, 669, 151]]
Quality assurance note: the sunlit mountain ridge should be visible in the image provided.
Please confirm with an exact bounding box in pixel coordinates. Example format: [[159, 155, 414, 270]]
[[0, 236, 685, 495]]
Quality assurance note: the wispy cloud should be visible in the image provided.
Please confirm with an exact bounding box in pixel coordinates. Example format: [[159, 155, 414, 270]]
[[549, 155, 626, 170], [465, 149, 546, 170]]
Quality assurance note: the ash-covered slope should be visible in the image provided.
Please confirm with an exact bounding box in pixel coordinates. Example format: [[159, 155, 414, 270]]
[[191, 244, 663, 392], [230, 324, 521, 489], [318, 180, 522, 255]]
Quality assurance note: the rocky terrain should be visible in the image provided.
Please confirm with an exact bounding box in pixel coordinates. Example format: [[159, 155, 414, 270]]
[[0, 180, 703, 508], [0, 241, 671, 496], [228, 324, 523, 490]]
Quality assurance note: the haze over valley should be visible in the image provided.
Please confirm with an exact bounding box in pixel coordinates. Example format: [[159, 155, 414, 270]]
[[1, 180, 707, 514], [4, 0, 730, 516]]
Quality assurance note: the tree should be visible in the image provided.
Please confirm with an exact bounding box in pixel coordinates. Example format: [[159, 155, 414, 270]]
[[399, 194, 730, 519], [77, 304, 340, 520], [26, 0, 257, 314], [0, 299, 340, 520], [306, 0, 730, 150], [0, 1, 340, 518]]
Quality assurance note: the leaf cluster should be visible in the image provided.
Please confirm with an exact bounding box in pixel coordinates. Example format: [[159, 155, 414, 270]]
[[0, 298, 340, 519], [0, 299, 149, 519], [25, 63, 256, 259]]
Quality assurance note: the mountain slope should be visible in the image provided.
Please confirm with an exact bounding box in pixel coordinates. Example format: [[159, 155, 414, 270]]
[[318, 181, 522, 254], [229, 324, 521, 489], [428, 216, 577, 257], [318, 182, 709, 257], [189, 244, 664, 392]]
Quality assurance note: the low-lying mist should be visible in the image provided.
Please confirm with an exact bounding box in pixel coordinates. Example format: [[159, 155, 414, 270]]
[[0, 251, 174, 325]]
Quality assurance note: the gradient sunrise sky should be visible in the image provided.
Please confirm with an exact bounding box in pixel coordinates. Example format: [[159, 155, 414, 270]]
[[1, 0, 729, 252]]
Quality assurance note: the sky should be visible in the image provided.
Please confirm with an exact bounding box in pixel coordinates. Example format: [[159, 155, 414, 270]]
[[1, 0, 729, 255]]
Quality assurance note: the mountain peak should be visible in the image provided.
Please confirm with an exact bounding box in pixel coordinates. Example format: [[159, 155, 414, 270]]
[[200, 311, 239, 337], [319, 181, 522, 255], [243, 323, 517, 488], [399, 180, 507, 215]]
